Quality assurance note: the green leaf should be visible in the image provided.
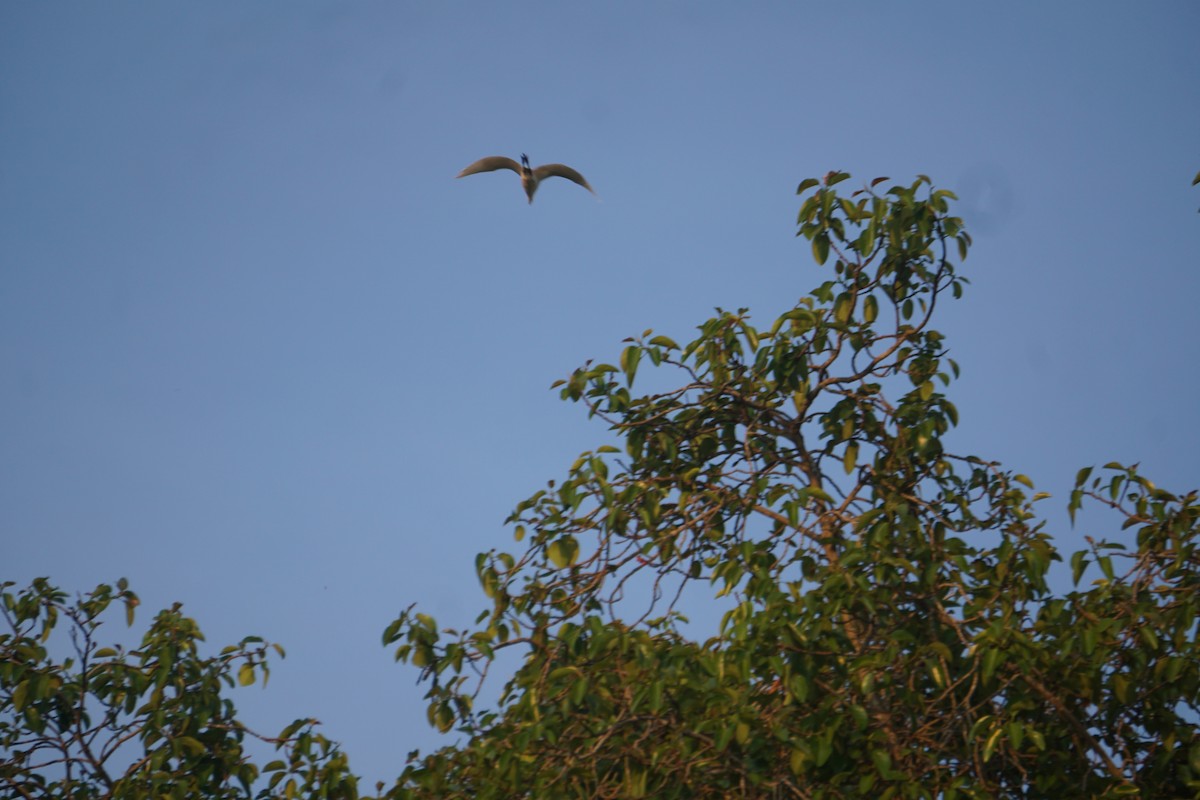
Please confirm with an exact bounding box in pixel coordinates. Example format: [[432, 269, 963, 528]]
[[813, 232, 830, 265], [982, 727, 1003, 762], [850, 704, 869, 729], [815, 737, 832, 766], [1006, 721, 1024, 750], [238, 663, 255, 687], [1068, 488, 1083, 525], [1111, 672, 1130, 703], [547, 536, 578, 568], [12, 679, 31, 712], [740, 321, 759, 351], [715, 723, 735, 752], [862, 294, 878, 324], [432, 703, 454, 733], [832, 292, 853, 324], [278, 718, 310, 741], [176, 735, 206, 756], [856, 227, 874, 254], [1070, 551, 1088, 585], [1075, 466, 1094, 487], [777, 308, 816, 334], [843, 442, 858, 475], [620, 345, 641, 386], [796, 178, 820, 195], [981, 647, 1000, 683], [648, 335, 679, 350]]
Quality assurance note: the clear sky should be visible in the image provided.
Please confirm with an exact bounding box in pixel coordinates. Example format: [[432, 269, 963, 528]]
[[3, 2, 1197, 787]]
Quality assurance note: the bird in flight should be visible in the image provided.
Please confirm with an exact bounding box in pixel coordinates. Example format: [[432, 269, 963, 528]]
[[456, 154, 597, 204]]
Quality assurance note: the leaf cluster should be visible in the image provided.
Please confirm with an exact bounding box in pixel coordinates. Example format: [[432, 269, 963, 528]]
[[382, 174, 1200, 799], [1, 578, 359, 799], [6, 172, 1197, 800]]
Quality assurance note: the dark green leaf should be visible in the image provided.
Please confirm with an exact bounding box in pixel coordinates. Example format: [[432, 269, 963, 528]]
[[796, 177, 820, 195], [813, 232, 830, 265]]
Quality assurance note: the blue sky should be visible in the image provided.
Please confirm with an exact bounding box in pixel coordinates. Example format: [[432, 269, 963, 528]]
[[3, 2, 1197, 787]]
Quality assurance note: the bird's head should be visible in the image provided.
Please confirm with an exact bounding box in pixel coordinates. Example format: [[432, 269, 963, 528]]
[[520, 154, 530, 168]]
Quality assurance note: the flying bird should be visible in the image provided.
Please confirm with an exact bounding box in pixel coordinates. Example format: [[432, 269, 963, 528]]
[[456, 154, 597, 204]]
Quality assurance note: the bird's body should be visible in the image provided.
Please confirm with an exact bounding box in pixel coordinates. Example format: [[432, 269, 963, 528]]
[[456, 154, 596, 204]]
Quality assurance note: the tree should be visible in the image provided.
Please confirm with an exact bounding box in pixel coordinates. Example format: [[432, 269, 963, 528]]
[[4, 174, 1198, 800], [382, 173, 1200, 799], [0, 578, 357, 799]]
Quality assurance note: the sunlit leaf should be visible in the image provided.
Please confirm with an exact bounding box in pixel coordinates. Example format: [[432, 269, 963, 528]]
[[833, 292, 853, 324], [547, 536, 578, 568], [982, 727, 1003, 762], [648, 335, 679, 350], [620, 345, 641, 386], [238, 663, 255, 687], [843, 442, 858, 475], [862, 294, 878, 324], [12, 679, 31, 712]]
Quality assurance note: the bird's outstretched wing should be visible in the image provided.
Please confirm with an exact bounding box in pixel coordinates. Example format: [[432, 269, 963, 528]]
[[456, 156, 523, 178], [533, 163, 596, 195]]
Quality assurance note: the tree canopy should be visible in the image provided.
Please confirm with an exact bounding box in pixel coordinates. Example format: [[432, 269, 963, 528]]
[[382, 173, 1200, 799], [4, 173, 1198, 799], [1, 578, 356, 799]]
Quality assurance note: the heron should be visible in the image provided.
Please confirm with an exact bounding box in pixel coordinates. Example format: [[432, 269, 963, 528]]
[[456, 154, 596, 204]]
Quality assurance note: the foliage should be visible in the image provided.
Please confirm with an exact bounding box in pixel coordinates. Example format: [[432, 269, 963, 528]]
[[0, 578, 357, 799], [382, 173, 1200, 799], [4, 172, 1197, 799]]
